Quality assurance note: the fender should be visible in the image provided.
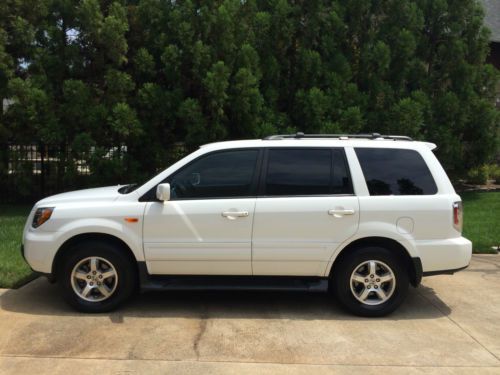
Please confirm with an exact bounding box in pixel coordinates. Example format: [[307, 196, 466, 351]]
[[322, 221, 418, 277], [52, 218, 145, 267]]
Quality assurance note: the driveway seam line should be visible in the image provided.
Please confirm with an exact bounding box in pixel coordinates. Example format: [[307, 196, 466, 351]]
[[417, 288, 500, 363], [1, 354, 499, 368]]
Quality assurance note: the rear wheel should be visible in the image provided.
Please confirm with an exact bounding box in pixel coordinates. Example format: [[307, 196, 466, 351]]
[[332, 247, 409, 317], [57, 240, 137, 313]]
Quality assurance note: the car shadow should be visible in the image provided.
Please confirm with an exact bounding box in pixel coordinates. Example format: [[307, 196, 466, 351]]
[[0, 277, 450, 321]]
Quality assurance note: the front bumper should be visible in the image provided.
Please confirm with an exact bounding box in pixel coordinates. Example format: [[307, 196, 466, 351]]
[[23, 230, 60, 274]]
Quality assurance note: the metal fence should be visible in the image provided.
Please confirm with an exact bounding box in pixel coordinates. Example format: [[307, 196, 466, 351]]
[[0, 142, 189, 203], [0, 143, 128, 203]]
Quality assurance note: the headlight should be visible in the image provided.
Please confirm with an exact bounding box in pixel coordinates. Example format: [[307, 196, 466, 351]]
[[32, 207, 54, 228]]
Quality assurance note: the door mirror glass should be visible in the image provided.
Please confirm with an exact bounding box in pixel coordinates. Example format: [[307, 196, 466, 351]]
[[156, 183, 171, 202]]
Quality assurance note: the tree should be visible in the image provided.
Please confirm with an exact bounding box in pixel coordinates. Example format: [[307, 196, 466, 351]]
[[0, 0, 498, 198]]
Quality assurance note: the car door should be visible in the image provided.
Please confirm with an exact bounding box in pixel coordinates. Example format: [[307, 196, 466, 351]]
[[252, 148, 359, 276], [143, 148, 261, 275]]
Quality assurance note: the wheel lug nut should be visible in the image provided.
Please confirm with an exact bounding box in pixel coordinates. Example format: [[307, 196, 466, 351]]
[[92, 271, 97, 275], [370, 274, 374, 278], [99, 275, 103, 279], [374, 285, 378, 289], [87, 275, 91, 279], [367, 285, 371, 289], [89, 282, 94, 286], [97, 282, 101, 286], [365, 279, 369, 283], [376, 279, 380, 282]]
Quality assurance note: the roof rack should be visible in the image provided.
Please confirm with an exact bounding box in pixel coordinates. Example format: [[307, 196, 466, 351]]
[[263, 132, 413, 141]]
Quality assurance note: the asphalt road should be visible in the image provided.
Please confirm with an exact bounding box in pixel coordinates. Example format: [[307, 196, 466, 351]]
[[0, 254, 499, 374]]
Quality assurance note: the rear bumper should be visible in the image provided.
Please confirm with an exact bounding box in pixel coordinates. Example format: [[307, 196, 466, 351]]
[[416, 237, 472, 274]]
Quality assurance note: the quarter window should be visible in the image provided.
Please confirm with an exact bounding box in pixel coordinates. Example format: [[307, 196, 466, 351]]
[[355, 148, 437, 195], [168, 149, 258, 199]]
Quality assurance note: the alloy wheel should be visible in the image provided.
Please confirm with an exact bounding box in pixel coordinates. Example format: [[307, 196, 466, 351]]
[[349, 260, 396, 306], [70, 256, 119, 302]]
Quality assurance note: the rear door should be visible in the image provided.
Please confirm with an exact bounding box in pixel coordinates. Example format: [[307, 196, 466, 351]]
[[251, 148, 359, 276]]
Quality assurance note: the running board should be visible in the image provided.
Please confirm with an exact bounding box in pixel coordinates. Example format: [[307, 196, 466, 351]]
[[137, 262, 329, 292], [140, 276, 329, 292]]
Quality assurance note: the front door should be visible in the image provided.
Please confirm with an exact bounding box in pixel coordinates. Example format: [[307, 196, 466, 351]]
[[143, 149, 260, 275], [252, 148, 359, 276]]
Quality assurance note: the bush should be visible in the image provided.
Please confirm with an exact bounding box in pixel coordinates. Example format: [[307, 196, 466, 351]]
[[467, 166, 489, 185], [486, 164, 500, 183], [466, 164, 500, 184]]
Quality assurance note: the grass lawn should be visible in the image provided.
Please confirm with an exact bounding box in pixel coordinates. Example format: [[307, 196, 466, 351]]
[[0, 192, 498, 288], [0, 205, 34, 288], [461, 191, 499, 254]]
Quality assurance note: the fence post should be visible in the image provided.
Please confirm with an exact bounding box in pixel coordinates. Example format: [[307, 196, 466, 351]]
[[39, 142, 45, 198]]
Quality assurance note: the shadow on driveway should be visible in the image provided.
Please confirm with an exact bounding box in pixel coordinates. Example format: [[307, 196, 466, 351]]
[[0, 277, 450, 321]]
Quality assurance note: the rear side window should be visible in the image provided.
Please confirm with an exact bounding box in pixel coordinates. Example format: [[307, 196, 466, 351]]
[[264, 148, 353, 196], [355, 148, 437, 195]]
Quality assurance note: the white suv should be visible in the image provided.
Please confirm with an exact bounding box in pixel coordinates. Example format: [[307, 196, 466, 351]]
[[22, 133, 472, 316]]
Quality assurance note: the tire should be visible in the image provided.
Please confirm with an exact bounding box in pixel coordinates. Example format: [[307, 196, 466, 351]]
[[57, 240, 137, 313], [331, 246, 409, 317]]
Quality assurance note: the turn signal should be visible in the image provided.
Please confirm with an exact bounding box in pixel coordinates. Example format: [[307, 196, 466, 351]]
[[32, 207, 54, 228]]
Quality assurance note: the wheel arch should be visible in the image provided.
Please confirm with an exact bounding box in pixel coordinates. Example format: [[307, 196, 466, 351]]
[[52, 233, 139, 282], [327, 237, 422, 287]]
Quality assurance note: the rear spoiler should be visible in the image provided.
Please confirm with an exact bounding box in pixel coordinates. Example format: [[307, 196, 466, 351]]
[[424, 142, 437, 151]]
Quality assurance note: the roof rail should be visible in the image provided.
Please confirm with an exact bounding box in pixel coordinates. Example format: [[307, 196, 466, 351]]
[[263, 132, 413, 141]]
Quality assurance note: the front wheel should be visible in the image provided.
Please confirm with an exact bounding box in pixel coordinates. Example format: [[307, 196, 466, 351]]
[[57, 240, 137, 313], [332, 247, 409, 317]]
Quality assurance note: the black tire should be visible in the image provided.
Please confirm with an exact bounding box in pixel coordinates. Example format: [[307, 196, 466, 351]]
[[331, 246, 409, 317], [57, 240, 137, 313]]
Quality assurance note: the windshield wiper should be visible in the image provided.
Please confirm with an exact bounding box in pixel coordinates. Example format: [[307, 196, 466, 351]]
[[118, 183, 138, 194]]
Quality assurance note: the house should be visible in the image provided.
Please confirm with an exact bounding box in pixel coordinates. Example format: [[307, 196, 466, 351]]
[[482, 0, 500, 70]]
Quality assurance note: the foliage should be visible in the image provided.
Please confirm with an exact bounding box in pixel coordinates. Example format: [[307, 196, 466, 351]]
[[488, 164, 500, 182], [466, 165, 490, 184], [0, 0, 498, 187], [467, 163, 500, 184]]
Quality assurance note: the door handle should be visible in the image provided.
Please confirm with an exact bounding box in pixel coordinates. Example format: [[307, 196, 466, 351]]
[[328, 209, 355, 216], [222, 211, 249, 218]]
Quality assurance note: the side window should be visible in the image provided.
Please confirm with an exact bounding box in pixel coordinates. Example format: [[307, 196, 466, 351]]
[[168, 149, 259, 199], [332, 148, 353, 194], [264, 149, 333, 196], [355, 148, 437, 196]]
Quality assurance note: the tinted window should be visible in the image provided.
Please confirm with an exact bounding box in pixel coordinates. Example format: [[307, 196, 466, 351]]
[[355, 148, 437, 195], [169, 149, 258, 199], [264, 148, 352, 196], [332, 148, 353, 194]]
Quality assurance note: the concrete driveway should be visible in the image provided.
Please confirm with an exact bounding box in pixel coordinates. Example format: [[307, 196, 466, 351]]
[[0, 254, 499, 374]]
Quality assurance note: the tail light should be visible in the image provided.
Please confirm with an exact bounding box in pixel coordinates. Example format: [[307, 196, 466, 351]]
[[453, 201, 463, 233]]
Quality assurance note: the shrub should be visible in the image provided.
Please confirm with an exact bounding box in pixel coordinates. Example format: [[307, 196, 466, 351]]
[[486, 164, 500, 183], [467, 166, 489, 185]]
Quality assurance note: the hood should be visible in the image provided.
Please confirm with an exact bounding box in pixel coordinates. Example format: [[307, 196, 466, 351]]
[[36, 185, 123, 206]]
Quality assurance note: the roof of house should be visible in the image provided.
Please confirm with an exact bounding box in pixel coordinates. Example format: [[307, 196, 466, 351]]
[[481, 0, 500, 42]]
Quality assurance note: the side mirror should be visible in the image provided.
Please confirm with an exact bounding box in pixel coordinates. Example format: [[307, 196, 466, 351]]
[[156, 183, 171, 202]]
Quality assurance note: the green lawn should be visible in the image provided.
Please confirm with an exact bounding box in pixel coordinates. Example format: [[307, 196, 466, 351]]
[[0, 192, 498, 288], [461, 192, 499, 254], [0, 205, 34, 288]]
